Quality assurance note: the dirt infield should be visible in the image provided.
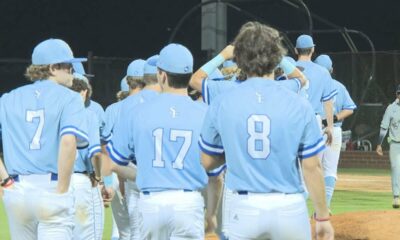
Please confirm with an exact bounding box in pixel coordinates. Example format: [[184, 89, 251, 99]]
[[313, 211, 400, 240], [323, 173, 399, 240], [336, 173, 391, 192]]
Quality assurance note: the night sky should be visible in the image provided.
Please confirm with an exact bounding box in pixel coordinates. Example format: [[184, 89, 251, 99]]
[[0, 0, 399, 60]]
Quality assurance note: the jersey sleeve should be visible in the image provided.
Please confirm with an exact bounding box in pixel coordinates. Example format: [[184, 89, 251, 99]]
[[87, 113, 101, 160], [298, 103, 325, 160], [277, 79, 301, 93], [341, 86, 357, 110], [101, 104, 116, 143], [199, 101, 224, 155], [380, 105, 392, 130], [60, 93, 89, 148], [321, 71, 337, 102], [107, 108, 135, 166]]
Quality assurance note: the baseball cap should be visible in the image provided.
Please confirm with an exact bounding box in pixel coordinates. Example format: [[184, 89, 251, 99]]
[[295, 35, 315, 49], [314, 54, 333, 71], [73, 72, 89, 84], [127, 59, 146, 77], [120, 76, 129, 92], [73, 62, 95, 78], [144, 55, 159, 75], [157, 43, 193, 74], [222, 60, 237, 68], [32, 38, 87, 65]]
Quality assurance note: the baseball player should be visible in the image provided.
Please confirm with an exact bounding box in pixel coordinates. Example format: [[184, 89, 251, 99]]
[[103, 56, 161, 240], [72, 62, 106, 138], [108, 43, 209, 239], [200, 22, 334, 240], [69, 75, 104, 240], [315, 55, 357, 209], [376, 85, 400, 208], [0, 38, 89, 239], [295, 35, 336, 144], [189, 45, 308, 240]]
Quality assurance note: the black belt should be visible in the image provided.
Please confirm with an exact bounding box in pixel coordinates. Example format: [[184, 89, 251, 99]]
[[74, 171, 88, 174], [142, 189, 193, 195], [11, 173, 58, 182]]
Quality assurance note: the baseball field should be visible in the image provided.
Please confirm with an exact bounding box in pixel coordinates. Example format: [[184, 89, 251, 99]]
[[0, 168, 397, 240]]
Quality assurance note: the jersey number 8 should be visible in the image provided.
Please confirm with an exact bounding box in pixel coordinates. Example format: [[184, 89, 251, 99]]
[[247, 114, 270, 159]]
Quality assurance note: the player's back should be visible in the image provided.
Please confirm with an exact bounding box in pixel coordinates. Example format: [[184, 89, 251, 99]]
[[212, 78, 321, 193], [0, 80, 86, 175], [296, 60, 335, 114], [102, 101, 122, 142], [132, 93, 208, 192], [88, 99, 105, 133]]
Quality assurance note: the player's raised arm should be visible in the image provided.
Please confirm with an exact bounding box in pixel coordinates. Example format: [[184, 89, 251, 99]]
[[189, 45, 234, 92]]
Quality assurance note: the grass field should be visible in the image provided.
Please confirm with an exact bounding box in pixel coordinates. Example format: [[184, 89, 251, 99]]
[[0, 168, 394, 240]]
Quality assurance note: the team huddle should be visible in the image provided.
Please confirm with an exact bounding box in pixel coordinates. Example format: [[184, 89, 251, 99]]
[[0, 21, 359, 240]]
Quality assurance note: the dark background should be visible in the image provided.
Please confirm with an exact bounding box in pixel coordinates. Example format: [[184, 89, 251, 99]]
[[0, 0, 398, 60]]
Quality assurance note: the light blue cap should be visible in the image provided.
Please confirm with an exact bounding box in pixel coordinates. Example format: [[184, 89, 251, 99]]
[[120, 77, 129, 92], [222, 60, 237, 68], [284, 56, 296, 66], [72, 62, 94, 78], [32, 38, 87, 65], [127, 59, 146, 77], [295, 35, 315, 49], [209, 69, 224, 80], [157, 43, 193, 74], [314, 54, 333, 71], [144, 55, 159, 75], [73, 72, 89, 84]]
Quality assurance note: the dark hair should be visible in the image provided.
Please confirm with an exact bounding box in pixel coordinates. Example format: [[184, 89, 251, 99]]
[[70, 79, 91, 107], [187, 85, 201, 101], [143, 74, 158, 85], [24, 63, 73, 82], [296, 47, 313, 56], [126, 76, 146, 90], [233, 21, 286, 78], [158, 68, 192, 88], [116, 91, 129, 101]]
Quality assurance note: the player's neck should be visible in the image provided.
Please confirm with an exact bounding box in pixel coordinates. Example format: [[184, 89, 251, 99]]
[[144, 84, 162, 92], [248, 73, 274, 80], [297, 55, 311, 61], [129, 88, 141, 96], [162, 87, 188, 96]]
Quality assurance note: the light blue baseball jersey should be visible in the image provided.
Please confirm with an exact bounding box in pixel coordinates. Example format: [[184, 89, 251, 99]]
[[104, 89, 159, 146], [75, 108, 101, 173], [321, 79, 357, 127], [108, 93, 208, 191], [199, 78, 325, 193], [0, 80, 89, 175], [101, 101, 122, 143], [296, 60, 337, 114], [88, 100, 105, 135], [202, 78, 301, 105]]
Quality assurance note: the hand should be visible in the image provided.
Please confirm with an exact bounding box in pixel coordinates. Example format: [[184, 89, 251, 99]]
[[376, 145, 383, 156], [101, 186, 115, 207], [324, 127, 333, 146], [90, 174, 101, 188], [315, 221, 334, 240], [205, 215, 218, 234], [220, 45, 235, 60]]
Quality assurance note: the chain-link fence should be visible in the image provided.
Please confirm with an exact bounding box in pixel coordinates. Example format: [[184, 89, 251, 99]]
[[1, 51, 399, 150]]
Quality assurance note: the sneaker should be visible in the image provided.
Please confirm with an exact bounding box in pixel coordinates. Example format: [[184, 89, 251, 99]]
[[392, 197, 399, 208]]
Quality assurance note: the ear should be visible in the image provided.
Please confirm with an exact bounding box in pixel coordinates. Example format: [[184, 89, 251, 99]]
[[49, 64, 57, 75]]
